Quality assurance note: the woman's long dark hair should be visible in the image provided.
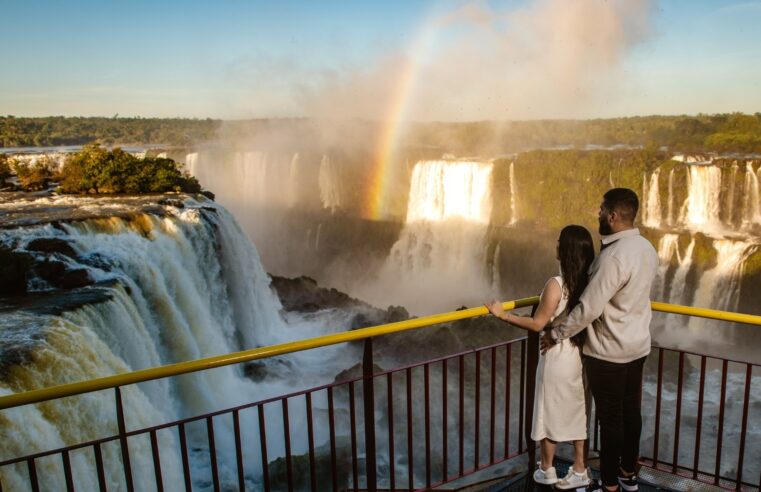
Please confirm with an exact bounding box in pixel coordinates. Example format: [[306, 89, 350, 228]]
[[557, 225, 595, 348]]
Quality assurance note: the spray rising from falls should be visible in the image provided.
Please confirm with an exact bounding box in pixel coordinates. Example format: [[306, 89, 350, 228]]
[[366, 160, 494, 314], [0, 199, 351, 490]]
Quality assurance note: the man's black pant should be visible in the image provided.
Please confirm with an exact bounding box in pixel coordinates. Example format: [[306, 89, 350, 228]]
[[585, 355, 647, 487]]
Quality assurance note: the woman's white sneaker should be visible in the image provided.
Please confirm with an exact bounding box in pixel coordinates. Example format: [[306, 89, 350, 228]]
[[555, 467, 592, 490], [533, 462, 559, 485]]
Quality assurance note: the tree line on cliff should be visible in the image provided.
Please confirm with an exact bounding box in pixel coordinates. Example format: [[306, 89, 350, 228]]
[[2, 113, 761, 153], [0, 144, 201, 194]]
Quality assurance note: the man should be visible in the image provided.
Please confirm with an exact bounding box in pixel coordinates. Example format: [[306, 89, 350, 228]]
[[543, 188, 658, 492]]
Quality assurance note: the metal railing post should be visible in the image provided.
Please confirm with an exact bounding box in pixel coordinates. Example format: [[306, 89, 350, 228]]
[[115, 386, 135, 492], [363, 337, 377, 491], [524, 305, 539, 477]]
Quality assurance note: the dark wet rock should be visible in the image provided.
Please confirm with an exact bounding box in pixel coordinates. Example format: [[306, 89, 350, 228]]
[[33, 261, 93, 289], [0, 246, 34, 297], [332, 361, 385, 383], [270, 275, 366, 313], [158, 198, 185, 209], [268, 438, 350, 491], [27, 237, 77, 257], [242, 359, 294, 382], [200, 190, 215, 201]]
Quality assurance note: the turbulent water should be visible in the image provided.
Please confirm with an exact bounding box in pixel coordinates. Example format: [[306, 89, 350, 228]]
[[359, 160, 496, 314], [0, 197, 360, 490]]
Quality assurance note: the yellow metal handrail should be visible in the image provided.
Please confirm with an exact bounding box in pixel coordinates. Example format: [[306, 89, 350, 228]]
[[1, 296, 759, 411]]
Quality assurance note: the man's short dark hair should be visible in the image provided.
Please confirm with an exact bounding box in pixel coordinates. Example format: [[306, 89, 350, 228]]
[[603, 188, 639, 223]]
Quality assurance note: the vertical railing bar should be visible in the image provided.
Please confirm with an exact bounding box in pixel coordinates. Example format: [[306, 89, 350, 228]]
[[306, 393, 317, 492], [653, 348, 664, 468], [328, 387, 338, 492], [115, 386, 135, 492], [387, 373, 396, 491], [282, 398, 294, 492], [178, 423, 192, 492], [474, 350, 481, 469], [94, 443, 107, 492], [150, 429, 164, 492], [258, 405, 271, 492], [27, 458, 40, 492], [504, 344, 511, 458], [233, 410, 245, 492], [714, 359, 728, 486], [672, 352, 685, 473], [62, 450, 75, 492], [406, 367, 414, 491], [424, 363, 431, 488], [349, 382, 359, 492], [442, 358, 448, 481], [519, 340, 525, 453], [458, 354, 465, 476], [692, 356, 706, 480], [362, 337, 378, 492], [489, 346, 496, 464], [207, 416, 220, 492], [734, 364, 752, 490]]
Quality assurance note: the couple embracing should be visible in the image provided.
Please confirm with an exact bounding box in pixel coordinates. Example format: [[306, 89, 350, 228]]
[[487, 188, 658, 492]]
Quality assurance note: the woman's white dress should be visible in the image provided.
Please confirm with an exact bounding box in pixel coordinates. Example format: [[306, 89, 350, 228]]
[[531, 275, 588, 442]]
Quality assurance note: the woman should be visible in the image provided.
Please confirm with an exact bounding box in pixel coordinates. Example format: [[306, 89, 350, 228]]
[[486, 224, 594, 489]]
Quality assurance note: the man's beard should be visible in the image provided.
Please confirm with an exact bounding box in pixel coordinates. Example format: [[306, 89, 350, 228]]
[[599, 218, 613, 235]]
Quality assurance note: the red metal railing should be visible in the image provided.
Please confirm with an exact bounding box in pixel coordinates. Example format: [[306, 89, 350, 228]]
[[1, 327, 759, 491]]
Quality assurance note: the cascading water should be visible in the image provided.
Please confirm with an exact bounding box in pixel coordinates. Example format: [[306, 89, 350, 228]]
[[667, 168, 675, 226], [684, 165, 723, 231], [666, 238, 695, 308], [509, 161, 518, 225], [0, 198, 353, 490], [743, 162, 760, 229], [688, 240, 757, 338], [364, 160, 494, 314], [319, 155, 343, 213], [642, 169, 662, 228], [652, 233, 679, 302]]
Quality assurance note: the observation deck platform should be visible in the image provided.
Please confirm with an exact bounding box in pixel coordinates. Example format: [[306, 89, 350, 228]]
[[1, 297, 759, 492]]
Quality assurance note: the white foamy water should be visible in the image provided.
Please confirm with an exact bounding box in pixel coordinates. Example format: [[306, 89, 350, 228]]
[[643, 169, 662, 229], [361, 160, 494, 314], [0, 198, 359, 490], [319, 155, 343, 213], [684, 165, 723, 231], [509, 161, 518, 225]]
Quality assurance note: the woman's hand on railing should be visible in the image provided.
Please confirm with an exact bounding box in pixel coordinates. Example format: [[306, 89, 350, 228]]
[[485, 300, 505, 319]]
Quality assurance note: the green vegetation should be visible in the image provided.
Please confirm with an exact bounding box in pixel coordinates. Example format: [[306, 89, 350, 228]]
[[57, 144, 201, 194], [0, 116, 220, 147], [3, 113, 761, 154], [492, 148, 668, 230], [12, 156, 55, 191], [0, 154, 11, 186], [407, 112, 761, 155]]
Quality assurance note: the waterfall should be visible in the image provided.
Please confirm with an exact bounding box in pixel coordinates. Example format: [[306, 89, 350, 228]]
[[652, 234, 679, 301], [643, 169, 662, 228], [367, 160, 494, 314], [684, 165, 723, 231], [743, 162, 760, 228], [688, 240, 757, 336], [727, 162, 738, 226], [0, 199, 348, 490], [509, 162, 518, 225], [667, 168, 675, 226], [319, 155, 342, 213], [667, 238, 695, 307], [184, 152, 199, 176]]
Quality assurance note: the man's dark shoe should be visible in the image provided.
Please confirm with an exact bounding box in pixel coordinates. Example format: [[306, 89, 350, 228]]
[[617, 472, 638, 491], [583, 479, 620, 491]]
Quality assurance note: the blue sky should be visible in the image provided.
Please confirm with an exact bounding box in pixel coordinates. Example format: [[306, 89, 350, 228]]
[[1, 0, 760, 120]]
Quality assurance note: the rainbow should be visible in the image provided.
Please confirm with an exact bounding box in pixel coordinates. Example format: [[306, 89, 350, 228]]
[[364, 24, 437, 221]]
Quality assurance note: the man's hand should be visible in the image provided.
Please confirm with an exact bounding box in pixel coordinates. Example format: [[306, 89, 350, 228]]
[[540, 330, 557, 354]]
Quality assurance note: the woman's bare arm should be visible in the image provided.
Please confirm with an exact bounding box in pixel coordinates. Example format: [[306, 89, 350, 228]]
[[485, 278, 562, 333]]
